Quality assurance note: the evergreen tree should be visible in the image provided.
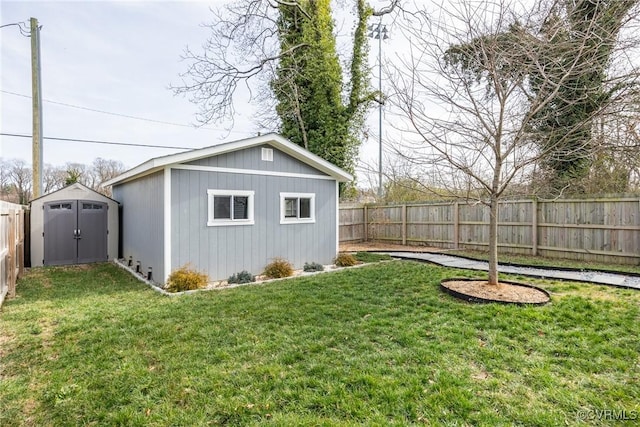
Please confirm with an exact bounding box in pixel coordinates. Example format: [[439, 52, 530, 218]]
[[173, 1, 399, 193], [530, 0, 636, 193], [445, 0, 637, 194], [272, 0, 373, 181]]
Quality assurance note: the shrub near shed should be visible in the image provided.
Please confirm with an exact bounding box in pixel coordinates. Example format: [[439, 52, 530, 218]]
[[263, 258, 294, 279], [165, 264, 209, 292]]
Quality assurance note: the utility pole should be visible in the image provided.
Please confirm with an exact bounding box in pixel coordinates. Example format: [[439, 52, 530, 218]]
[[31, 17, 43, 198]]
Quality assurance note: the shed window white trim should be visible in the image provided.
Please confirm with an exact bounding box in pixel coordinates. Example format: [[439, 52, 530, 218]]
[[207, 189, 255, 226], [280, 192, 315, 224]]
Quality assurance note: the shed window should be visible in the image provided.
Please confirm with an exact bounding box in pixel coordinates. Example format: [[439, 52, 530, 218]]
[[207, 190, 254, 226], [280, 192, 315, 224], [49, 203, 72, 210], [82, 203, 103, 210]]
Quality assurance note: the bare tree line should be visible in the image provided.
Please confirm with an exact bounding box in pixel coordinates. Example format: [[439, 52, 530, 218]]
[[0, 158, 125, 204]]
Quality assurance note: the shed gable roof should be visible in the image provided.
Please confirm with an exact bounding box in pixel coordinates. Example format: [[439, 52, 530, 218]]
[[103, 133, 353, 187], [29, 182, 119, 205]]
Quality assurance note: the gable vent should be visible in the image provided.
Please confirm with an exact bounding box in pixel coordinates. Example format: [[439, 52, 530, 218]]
[[261, 147, 274, 162]]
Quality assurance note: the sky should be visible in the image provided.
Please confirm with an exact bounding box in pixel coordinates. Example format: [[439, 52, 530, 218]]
[[0, 0, 391, 186]]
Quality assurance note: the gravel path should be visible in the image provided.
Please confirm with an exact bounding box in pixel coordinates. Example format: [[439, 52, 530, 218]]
[[384, 252, 640, 290]]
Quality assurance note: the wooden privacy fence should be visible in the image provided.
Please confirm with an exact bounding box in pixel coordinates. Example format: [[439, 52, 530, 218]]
[[1, 201, 25, 307], [339, 198, 640, 265]]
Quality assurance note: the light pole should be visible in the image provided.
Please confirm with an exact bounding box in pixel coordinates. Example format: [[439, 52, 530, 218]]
[[368, 20, 388, 199]]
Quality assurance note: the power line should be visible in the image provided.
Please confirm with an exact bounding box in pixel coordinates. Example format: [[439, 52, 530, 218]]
[[1, 89, 204, 129], [0, 22, 30, 37], [0, 89, 247, 133], [0, 132, 198, 150]]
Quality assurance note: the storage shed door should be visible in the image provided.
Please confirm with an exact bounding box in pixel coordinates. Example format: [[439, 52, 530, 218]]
[[43, 200, 108, 265], [77, 202, 108, 263]]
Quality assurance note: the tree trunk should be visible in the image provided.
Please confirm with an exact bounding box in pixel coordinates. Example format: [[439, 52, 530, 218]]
[[488, 195, 499, 286]]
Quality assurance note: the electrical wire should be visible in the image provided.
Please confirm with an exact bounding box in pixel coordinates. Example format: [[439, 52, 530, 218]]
[[0, 22, 30, 37], [0, 132, 198, 150], [0, 90, 247, 134]]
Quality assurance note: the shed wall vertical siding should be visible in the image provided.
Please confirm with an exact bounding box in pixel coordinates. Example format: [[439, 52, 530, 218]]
[[171, 169, 336, 280], [113, 171, 164, 280], [187, 145, 325, 175]]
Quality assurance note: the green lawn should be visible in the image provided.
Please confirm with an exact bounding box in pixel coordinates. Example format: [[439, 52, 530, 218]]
[[1, 262, 639, 426]]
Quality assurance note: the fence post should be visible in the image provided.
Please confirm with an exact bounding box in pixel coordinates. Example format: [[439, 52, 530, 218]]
[[8, 211, 16, 298], [402, 204, 407, 246], [18, 209, 25, 278], [531, 199, 538, 257], [453, 201, 459, 249], [363, 205, 368, 242]]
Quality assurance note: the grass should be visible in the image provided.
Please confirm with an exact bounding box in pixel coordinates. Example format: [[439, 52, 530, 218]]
[[1, 262, 639, 426], [448, 249, 640, 275], [353, 251, 393, 263]]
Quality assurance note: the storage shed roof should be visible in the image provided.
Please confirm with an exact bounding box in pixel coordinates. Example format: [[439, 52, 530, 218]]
[[29, 182, 119, 204]]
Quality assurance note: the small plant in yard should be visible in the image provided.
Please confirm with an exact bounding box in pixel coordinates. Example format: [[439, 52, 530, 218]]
[[334, 252, 358, 267], [303, 262, 324, 272], [165, 264, 209, 292], [227, 270, 255, 284], [263, 258, 294, 279]]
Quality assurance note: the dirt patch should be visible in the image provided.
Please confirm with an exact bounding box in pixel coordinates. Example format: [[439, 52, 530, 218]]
[[0, 331, 15, 360], [441, 279, 550, 304], [340, 242, 441, 253]]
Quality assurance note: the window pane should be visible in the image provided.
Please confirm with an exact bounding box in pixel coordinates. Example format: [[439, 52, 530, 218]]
[[233, 196, 249, 220], [284, 198, 297, 218], [213, 196, 231, 219], [299, 198, 311, 218], [82, 203, 103, 210], [51, 203, 72, 210]]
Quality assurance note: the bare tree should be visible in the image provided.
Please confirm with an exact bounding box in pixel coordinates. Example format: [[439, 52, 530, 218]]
[[171, 0, 400, 126], [6, 159, 32, 205], [43, 164, 67, 194], [2, 158, 126, 201], [64, 163, 88, 187], [89, 158, 125, 196], [0, 159, 10, 200], [388, 0, 639, 286]]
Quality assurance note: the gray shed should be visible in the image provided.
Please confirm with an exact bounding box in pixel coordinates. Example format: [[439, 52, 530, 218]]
[[30, 183, 119, 266], [103, 133, 352, 284]]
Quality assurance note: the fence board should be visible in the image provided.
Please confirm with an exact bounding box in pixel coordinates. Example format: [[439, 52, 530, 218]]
[[340, 197, 640, 265], [1, 201, 25, 307], [338, 207, 365, 242]]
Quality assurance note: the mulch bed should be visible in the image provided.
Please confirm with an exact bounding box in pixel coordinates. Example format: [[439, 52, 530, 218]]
[[441, 278, 550, 305]]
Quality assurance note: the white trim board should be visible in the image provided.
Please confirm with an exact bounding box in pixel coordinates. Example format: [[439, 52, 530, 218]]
[[163, 166, 172, 284], [172, 164, 336, 181]]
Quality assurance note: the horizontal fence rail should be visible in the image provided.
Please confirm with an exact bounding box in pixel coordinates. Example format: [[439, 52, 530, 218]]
[[1, 201, 25, 307], [339, 198, 640, 265]]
